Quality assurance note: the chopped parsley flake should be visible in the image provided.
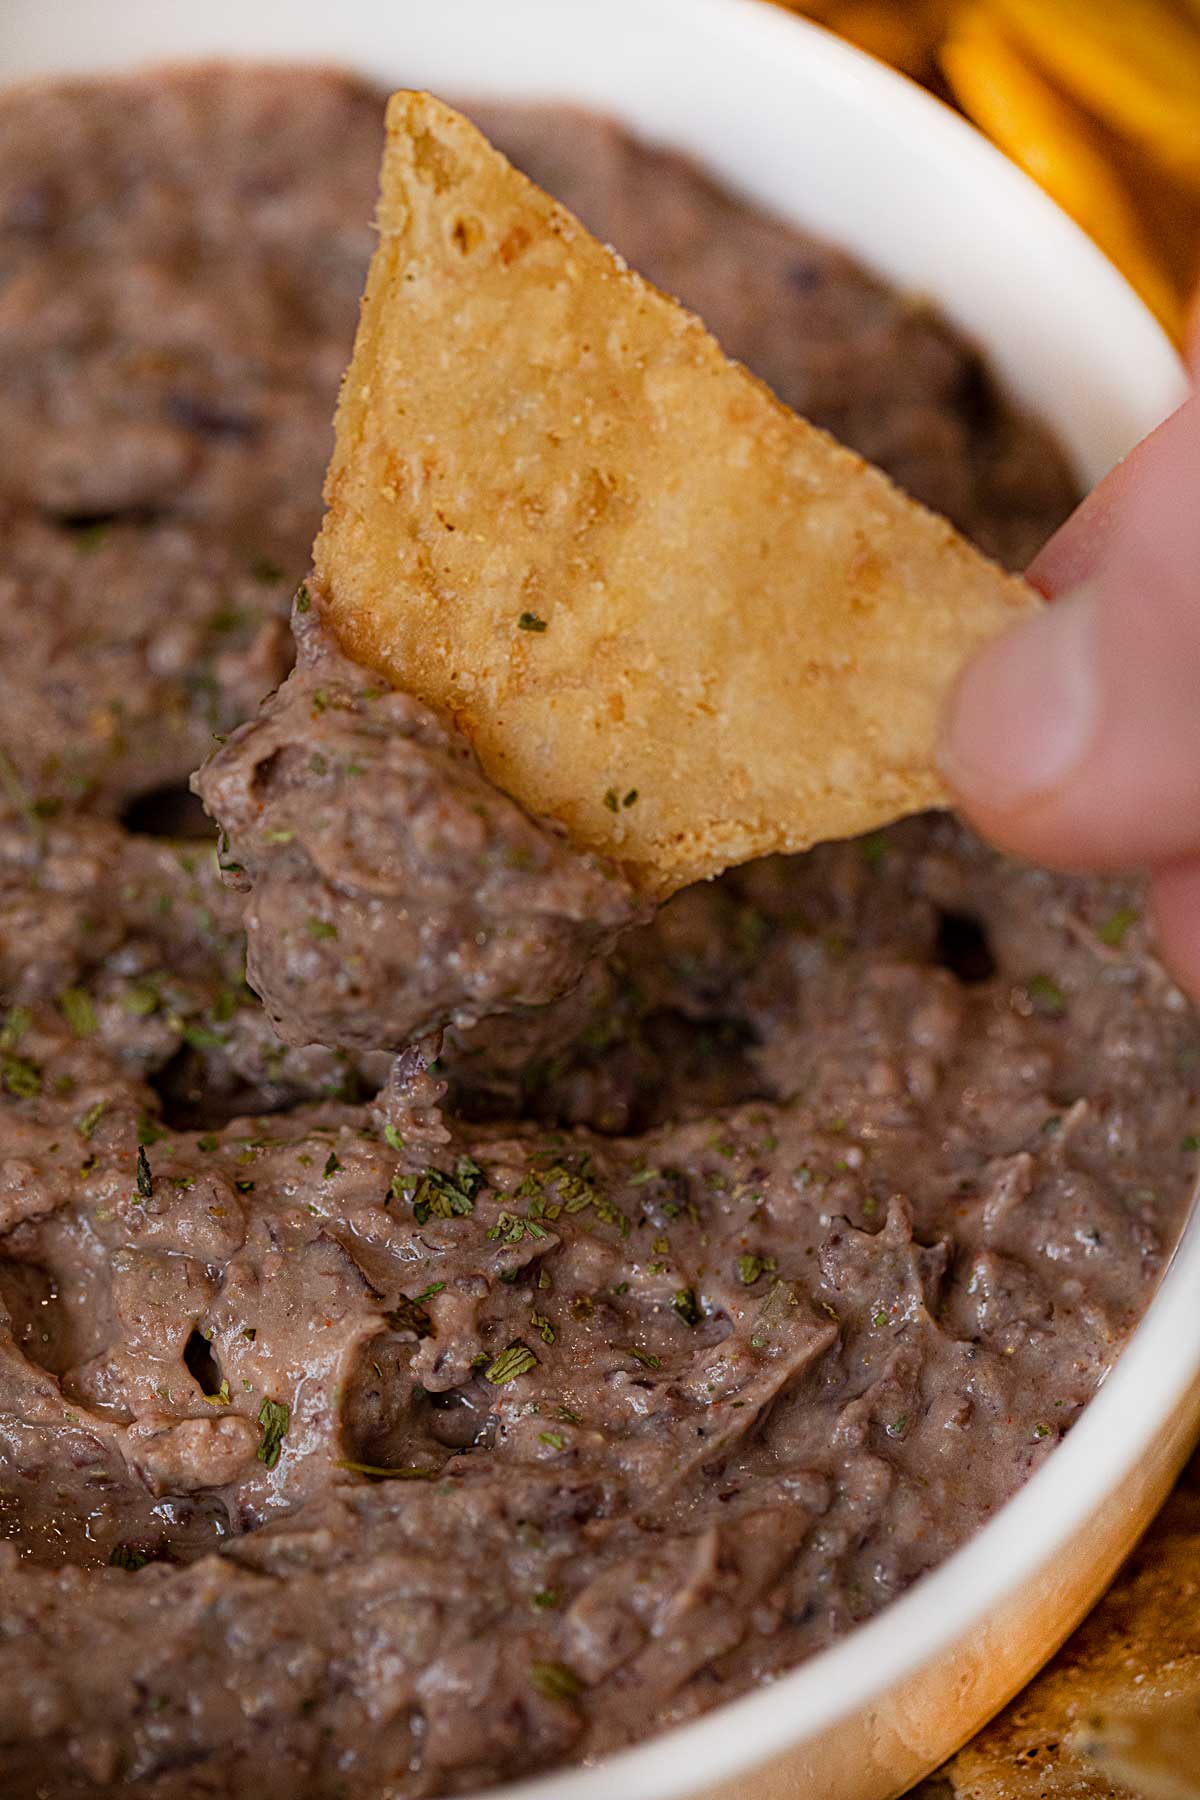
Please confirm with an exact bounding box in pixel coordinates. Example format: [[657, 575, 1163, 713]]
[[77, 1100, 108, 1141], [603, 788, 620, 813], [1028, 974, 1066, 1017], [1098, 906, 1138, 947], [331, 1461, 438, 1476], [295, 583, 311, 613], [1033, 1422, 1051, 1440], [332, 1460, 438, 1481], [322, 1151, 341, 1179], [484, 1341, 539, 1385], [532, 1589, 561, 1609], [2, 1056, 41, 1099], [622, 789, 638, 808], [385, 1286, 442, 1338], [672, 1288, 701, 1327], [122, 984, 160, 1017], [204, 1379, 232, 1407], [59, 987, 97, 1037], [530, 1309, 555, 1345], [518, 611, 547, 632], [256, 1397, 290, 1469], [306, 916, 338, 941], [529, 1661, 584, 1704], [626, 1346, 661, 1369], [108, 1544, 148, 1571], [383, 1124, 405, 1152], [0, 1006, 31, 1052], [1184, 1135, 1200, 1153], [736, 1254, 776, 1286], [410, 1158, 485, 1224], [135, 1146, 154, 1199], [538, 1431, 565, 1451], [885, 1415, 909, 1440], [197, 1134, 219, 1153]]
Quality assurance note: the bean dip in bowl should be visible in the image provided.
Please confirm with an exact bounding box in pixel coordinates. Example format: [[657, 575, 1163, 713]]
[[0, 5, 1193, 1800]]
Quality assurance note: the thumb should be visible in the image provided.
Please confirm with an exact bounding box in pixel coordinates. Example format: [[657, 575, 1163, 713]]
[[938, 385, 1200, 871]]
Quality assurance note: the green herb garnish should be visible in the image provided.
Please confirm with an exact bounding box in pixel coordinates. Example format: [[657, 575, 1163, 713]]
[[1028, 974, 1066, 1017], [735, 1254, 776, 1286], [410, 1159, 485, 1224], [256, 1397, 290, 1469], [108, 1544, 148, 1571], [1098, 906, 1138, 947], [77, 1099, 108, 1141], [530, 1309, 555, 1345], [518, 611, 547, 633], [529, 1662, 584, 1704], [136, 1146, 154, 1199], [672, 1288, 701, 1327], [0, 1006, 31, 1053], [383, 1124, 405, 1151], [484, 1341, 539, 1385], [306, 916, 338, 941], [59, 987, 97, 1037], [332, 1460, 437, 1480]]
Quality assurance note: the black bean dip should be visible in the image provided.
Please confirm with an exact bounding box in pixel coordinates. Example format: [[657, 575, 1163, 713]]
[[1, 63, 1196, 1800]]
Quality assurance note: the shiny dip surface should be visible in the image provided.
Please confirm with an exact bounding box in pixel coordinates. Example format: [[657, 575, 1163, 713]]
[[1, 62, 1196, 1800]]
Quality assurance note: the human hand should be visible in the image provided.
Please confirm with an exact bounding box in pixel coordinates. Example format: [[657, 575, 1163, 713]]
[[938, 322, 1200, 995]]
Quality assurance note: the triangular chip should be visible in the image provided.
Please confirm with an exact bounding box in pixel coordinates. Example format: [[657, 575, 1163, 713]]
[[315, 91, 1041, 897]]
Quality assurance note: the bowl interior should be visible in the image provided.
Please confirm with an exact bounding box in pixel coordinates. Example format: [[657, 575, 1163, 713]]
[[0, 4, 1195, 1798], [1, 0, 1187, 482]]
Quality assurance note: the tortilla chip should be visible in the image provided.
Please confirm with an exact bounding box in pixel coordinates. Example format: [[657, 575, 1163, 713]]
[[940, 9, 1185, 341], [315, 92, 1039, 898], [930, 1468, 1200, 1799], [1070, 1695, 1200, 1800], [986, 0, 1200, 193]]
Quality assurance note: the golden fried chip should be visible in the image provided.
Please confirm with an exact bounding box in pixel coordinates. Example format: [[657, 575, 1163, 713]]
[[315, 93, 1038, 898], [1070, 1695, 1200, 1800], [941, 8, 1186, 339], [935, 1474, 1200, 1799], [987, 0, 1200, 193], [786, 0, 952, 77]]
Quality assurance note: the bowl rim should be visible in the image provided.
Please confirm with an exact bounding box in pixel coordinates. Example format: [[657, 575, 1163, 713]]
[[1, 2, 1195, 1796]]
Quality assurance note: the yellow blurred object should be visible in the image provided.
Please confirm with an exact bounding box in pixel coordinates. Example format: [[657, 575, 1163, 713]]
[[771, 1, 950, 76], [774, 0, 1199, 341], [987, 0, 1200, 191], [940, 7, 1186, 338], [1069, 1694, 1200, 1800]]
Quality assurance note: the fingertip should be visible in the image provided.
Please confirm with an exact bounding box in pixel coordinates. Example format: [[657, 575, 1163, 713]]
[[1151, 857, 1200, 1005]]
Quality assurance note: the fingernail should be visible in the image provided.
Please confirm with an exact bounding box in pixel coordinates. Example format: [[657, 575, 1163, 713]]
[[938, 588, 1099, 812]]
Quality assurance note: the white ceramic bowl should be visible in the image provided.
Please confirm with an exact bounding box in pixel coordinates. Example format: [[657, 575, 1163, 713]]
[[2, 4, 1196, 1798]]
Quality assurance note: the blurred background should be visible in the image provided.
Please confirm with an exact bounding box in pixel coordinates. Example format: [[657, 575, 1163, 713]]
[[774, 0, 1200, 344]]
